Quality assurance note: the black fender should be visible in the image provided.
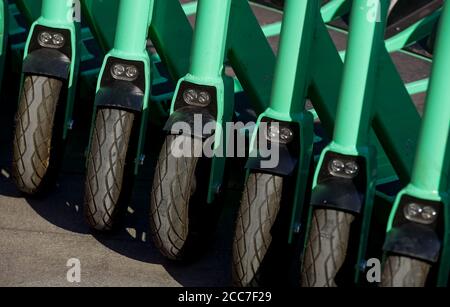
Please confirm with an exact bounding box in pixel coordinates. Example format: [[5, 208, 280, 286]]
[[22, 48, 71, 80], [163, 106, 216, 139], [310, 178, 365, 214], [383, 195, 443, 263], [95, 80, 144, 112], [384, 223, 441, 263], [310, 152, 367, 214], [245, 119, 300, 176], [246, 144, 298, 176]]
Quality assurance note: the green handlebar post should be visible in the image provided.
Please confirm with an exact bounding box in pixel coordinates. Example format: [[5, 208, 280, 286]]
[[41, 0, 72, 22], [113, 0, 152, 53], [269, 0, 318, 115], [410, 1, 450, 192], [190, 0, 232, 78], [332, 0, 389, 149]]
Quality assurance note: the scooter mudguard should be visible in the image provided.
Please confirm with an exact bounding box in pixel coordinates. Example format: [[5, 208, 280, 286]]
[[384, 195, 443, 263], [246, 119, 300, 176], [310, 178, 365, 214], [95, 81, 144, 112], [22, 26, 72, 80], [23, 49, 70, 80], [95, 57, 146, 112], [246, 144, 298, 176], [310, 152, 367, 214], [163, 106, 216, 139], [384, 223, 441, 263]]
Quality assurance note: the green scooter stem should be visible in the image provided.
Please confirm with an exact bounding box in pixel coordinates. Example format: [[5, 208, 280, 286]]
[[113, 0, 152, 54], [268, 0, 317, 116], [307, 0, 390, 285], [384, 2, 450, 286], [190, 0, 231, 78], [409, 3, 450, 193], [168, 0, 234, 203], [41, 0, 70, 23], [332, 0, 388, 149]]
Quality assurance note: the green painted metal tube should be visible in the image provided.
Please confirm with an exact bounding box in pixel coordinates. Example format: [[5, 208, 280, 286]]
[[332, 0, 388, 148], [227, 0, 276, 113], [150, 0, 193, 81], [268, 0, 317, 115], [406, 78, 429, 96], [113, 0, 152, 53], [261, 21, 282, 38], [410, 2, 450, 192], [182, 1, 197, 16], [321, 0, 351, 23], [385, 9, 442, 53], [190, 0, 232, 78], [14, 0, 41, 24], [41, 0, 71, 22]]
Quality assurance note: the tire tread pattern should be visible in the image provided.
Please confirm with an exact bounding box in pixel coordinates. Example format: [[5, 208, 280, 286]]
[[12, 76, 63, 194], [150, 135, 199, 260], [232, 173, 283, 287], [301, 209, 354, 287], [381, 256, 430, 287], [84, 108, 134, 231]]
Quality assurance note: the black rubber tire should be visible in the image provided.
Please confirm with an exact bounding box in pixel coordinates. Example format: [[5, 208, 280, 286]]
[[12, 75, 63, 195], [232, 173, 283, 287], [301, 209, 355, 287], [381, 255, 431, 287], [150, 134, 215, 261], [84, 108, 135, 232]]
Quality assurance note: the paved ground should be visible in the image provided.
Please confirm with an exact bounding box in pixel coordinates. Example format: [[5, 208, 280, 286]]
[[0, 2, 431, 287]]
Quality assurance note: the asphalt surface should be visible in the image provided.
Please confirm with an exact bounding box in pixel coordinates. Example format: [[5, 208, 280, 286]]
[[0, 2, 431, 287]]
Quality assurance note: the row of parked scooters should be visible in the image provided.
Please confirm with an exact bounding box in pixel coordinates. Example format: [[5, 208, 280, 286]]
[[0, 0, 449, 287]]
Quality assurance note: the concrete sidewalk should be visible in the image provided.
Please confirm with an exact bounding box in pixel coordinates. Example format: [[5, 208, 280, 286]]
[[0, 171, 238, 287]]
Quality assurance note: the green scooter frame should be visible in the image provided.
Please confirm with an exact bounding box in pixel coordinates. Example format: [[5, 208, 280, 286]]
[[11, 0, 80, 195], [229, 1, 440, 285], [382, 0, 450, 287], [149, 0, 234, 261], [302, 0, 389, 287], [231, 0, 442, 287], [0, 0, 7, 93], [232, 0, 316, 287], [83, 0, 153, 231]]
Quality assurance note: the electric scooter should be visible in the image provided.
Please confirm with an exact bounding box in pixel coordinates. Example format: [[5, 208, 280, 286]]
[[11, 0, 80, 195], [149, 0, 235, 260], [232, 0, 317, 287], [301, 0, 389, 287], [232, 0, 441, 287], [84, 0, 154, 231], [381, 0, 450, 287]]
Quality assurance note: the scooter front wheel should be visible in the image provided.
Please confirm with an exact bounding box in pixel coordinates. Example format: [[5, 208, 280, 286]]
[[381, 255, 431, 287], [84, 108, 135, 231], [12, 76, 63, 195], [150, 135, 216, 261], [301, 209, 355, 287], [232, 172, 283, 287]]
